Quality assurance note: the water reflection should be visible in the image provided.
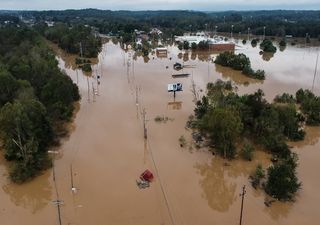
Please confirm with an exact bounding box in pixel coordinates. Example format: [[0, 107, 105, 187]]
[[264, 201, 293, 221], [180, 51, 215, 62], [279, 45, 286, 52], [167, 101, 182, 110], [2, 171, 52, 214], [183, 52, 189, 62], [261, 52, 275, 61], [143, 56, 150, 63], [215, 64, 263, 85], [195, 150, 271, 212], [195, 159, 237, 212]]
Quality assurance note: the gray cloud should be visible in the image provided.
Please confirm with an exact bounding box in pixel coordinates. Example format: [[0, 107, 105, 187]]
[[0, 0, 319, 10]]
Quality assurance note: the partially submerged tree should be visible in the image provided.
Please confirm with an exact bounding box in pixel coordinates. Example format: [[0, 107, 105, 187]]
[[265, 154, 301, 200]]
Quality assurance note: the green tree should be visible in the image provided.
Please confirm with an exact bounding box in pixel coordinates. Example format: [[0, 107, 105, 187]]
[[260, 39, 277, 53], [265, 154, 301, 200], [0, 70, 19, 106], [0, 100, 53, 182], [250, 164, 265, 188], [241, 142, 254, 161], [191, 42, 197, 50], [202, 107, 243, 159], [183, 41, 190, 50]]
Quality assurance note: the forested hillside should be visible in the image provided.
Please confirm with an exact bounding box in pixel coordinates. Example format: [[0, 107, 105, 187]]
[[0, 26, 80, 183], [5, 9, 319, 38]]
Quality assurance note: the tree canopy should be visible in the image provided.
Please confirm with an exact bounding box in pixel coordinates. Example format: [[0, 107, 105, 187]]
[[0, 26, 80, 183]]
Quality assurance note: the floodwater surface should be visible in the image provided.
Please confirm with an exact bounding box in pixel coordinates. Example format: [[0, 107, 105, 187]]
[[0, 39, 320, 225]]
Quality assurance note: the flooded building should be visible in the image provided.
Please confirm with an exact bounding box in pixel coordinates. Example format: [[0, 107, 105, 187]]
[[175, 33, 235, 51], [156, 47, 168, 57]]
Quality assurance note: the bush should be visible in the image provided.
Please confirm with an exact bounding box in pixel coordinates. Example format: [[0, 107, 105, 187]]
[[250, 164, 265, 188], [179, 135, 187, 148], [260, 39, 277, 53], [198, 41, 209, 50], [279, 39, 286, 47], [241, 143, 254, 161], [81, 63, 92, 72], [191, 42, 197, 50], [265, 155, 301, 200], [183, 41, 189, 50], [251, 39, 258, 47], [274, 93, 296, 104]]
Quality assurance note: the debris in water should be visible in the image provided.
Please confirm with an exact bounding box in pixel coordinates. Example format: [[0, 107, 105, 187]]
[[136, 170, 154, 189], [140, 169, 154, 182], [136, 180, 150, 189]]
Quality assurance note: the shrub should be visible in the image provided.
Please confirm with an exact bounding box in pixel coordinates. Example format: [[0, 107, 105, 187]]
[[250, 164, 265, 188], [241, 143, 254, 161], [260, 39, 277, 53]]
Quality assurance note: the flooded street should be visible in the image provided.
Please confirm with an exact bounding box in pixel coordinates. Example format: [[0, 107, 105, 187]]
[[1, 39, 320, 225]]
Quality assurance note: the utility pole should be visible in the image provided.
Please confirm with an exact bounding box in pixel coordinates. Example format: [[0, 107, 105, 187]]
[[239, 185, 246, 225], [231, 25, 234, 39], [51, 151, 63, 225], [312, 50, 319, 93], [92, 81, 96, 102], [70, 164, 74, 190], [135, 87, 139, 106], [142, 108, 147, 139], [79, 42, 83, 58], [87, 76, 90, 102]]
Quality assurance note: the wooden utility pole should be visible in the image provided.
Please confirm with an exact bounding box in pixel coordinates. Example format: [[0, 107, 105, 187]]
[[92, 82, 96, 102], [142, 108, 147, 139], [70, 165, 74, 190], [51, 151, 63, 225], [239, 185, 246, 225], [312, 50, 319, 93], [135, 87, 139, 106], [86, 76, 90, 102]]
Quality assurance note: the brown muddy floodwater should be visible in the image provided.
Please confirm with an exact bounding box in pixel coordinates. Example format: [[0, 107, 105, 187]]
[[0, 39, 320, 225]]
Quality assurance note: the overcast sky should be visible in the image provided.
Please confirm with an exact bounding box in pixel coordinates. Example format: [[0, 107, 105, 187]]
[[0, 0, 319, 11]]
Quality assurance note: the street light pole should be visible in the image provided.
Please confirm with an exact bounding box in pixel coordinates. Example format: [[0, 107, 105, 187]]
[[247, 27, 250, 40], [263, 26, 266, 40], [231, 25, 234, 39]]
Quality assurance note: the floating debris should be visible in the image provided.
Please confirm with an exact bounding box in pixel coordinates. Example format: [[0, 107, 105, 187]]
[[136, 180, 150, 189], [172, 73, 190, 78]]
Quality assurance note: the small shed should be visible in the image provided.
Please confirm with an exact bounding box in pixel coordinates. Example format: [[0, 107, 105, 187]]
[[156, 47, 168, 57], [140, 169, 154, 182]]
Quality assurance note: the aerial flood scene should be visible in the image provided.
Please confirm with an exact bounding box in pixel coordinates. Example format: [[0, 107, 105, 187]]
[[0, 1, 320, 225]]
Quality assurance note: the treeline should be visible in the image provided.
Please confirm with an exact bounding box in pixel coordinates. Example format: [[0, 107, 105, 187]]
[[0, 26, 80, 183], [214, 52, 266, 80], [37, 23, 102, 58], [177, 41, 210, 51], [190, 80, 318, 200], [11, 9, 320, 38]]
